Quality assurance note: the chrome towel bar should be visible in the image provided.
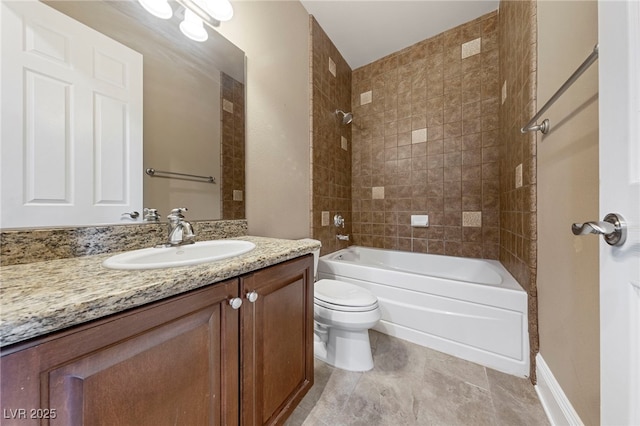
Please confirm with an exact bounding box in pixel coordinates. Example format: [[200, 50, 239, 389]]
[[521, 44, 599, 134], [145, 168, 216, 184]]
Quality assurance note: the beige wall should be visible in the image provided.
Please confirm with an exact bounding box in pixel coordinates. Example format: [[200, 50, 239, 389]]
[[217, 1, 311, 239], [537, 2, 599, 424], [143, 59, 221, 220]]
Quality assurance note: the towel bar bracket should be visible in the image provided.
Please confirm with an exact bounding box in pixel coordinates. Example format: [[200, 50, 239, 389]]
[[522, 119, 550, 135]]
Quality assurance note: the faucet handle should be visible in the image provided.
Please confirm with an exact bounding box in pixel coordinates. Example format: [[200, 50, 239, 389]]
[[144, 208, 160, 222], [168, 207, 188, 219]]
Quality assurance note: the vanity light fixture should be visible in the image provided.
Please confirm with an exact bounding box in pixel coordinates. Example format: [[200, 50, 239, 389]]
[[179, 9, 209, 42], [137, 0, 234, 43]]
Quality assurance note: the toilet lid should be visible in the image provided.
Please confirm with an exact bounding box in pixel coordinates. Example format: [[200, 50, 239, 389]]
[[314, 279, 378, 308]]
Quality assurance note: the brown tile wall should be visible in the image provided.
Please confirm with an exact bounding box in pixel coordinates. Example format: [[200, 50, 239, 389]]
[[350, 12, 500, 258], [498, 0, 538, 381], [310, 17, 353, 255], [221, 72, 246, 220]]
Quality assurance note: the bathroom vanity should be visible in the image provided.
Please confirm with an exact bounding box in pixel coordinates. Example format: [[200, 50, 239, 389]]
[[0, 237, 318, 425]]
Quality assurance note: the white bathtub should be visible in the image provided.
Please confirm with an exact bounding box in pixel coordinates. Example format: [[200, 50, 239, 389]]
[[318, 246, 529, 377]]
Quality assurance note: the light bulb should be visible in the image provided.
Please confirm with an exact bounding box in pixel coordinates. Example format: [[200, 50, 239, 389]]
[[137, 0, 172, 19], [180, 9, 208, 42], [201, 0, 233, 22]]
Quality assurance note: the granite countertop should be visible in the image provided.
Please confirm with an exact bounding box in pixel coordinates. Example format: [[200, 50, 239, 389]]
[[0, 236, 320, 348]]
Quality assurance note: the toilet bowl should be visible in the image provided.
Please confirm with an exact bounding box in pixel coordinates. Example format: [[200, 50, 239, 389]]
[[300, 239, 381, 372], [314, 279, 381, 371]]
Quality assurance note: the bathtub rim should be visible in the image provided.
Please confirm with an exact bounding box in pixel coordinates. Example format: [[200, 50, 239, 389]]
[[319, 245, 526, 294]]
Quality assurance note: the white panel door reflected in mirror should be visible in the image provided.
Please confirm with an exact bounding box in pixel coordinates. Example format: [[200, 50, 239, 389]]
[[0, 0, 246, 228]]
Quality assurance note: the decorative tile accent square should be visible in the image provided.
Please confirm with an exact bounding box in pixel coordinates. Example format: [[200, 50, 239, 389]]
[[360, 90, 372, 105], [515, 163, 523, 188], [329, 57, 336, 77], [233, 190, 243, 201], [322, 211, 330, 226], [222, 99, 234, 113], [462, 211, 482, 227], [412, 128, 427, 144], [341, 136, 348, 151], [372, 186, 385, 199], [502, 81, 507, 105], [461, 38, 482, 59]]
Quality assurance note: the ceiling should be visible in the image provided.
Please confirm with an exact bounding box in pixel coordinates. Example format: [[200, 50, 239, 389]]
[[299, 0, 499, 70]]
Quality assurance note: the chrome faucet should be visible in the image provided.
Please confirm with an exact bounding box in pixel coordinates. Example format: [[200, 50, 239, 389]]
[[166, 208, 195, 246]]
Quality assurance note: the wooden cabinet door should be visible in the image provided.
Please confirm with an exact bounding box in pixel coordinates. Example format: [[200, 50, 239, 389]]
[[0, 280, 240, 426], [240, 255, 314, 426]]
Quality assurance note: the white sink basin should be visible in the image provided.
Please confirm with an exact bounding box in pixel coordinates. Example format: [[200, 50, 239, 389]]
[[102, 240, 256, 270]]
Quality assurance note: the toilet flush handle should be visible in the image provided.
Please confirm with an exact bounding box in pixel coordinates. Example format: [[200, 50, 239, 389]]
[[246, 291, 259, 303]]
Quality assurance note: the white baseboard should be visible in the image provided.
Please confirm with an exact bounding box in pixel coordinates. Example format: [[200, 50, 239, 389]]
[[534, 353, 584, 426]]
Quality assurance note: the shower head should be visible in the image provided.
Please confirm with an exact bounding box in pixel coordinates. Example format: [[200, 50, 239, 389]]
[[335, 109, 354, 125]]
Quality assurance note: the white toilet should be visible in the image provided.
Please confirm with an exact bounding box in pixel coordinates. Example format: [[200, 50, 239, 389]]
[[309, 244, 381, 372]]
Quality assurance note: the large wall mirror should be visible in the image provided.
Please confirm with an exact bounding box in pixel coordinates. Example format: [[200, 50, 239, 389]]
[[1, 0, 245, 227]]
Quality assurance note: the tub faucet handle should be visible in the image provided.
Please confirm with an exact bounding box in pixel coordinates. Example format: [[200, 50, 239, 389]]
[[334, 214, 345, 228]]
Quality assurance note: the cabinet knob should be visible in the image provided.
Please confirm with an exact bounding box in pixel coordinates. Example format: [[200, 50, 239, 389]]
[[246, 291, 259, 303], [228, 297, 243, 310]]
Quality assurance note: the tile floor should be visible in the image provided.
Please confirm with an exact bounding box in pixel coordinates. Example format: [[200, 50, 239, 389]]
[[286, 331, 549, 426]]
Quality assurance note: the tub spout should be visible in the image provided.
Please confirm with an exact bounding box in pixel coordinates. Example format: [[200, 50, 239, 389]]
[[336, 234, 350, 241]]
